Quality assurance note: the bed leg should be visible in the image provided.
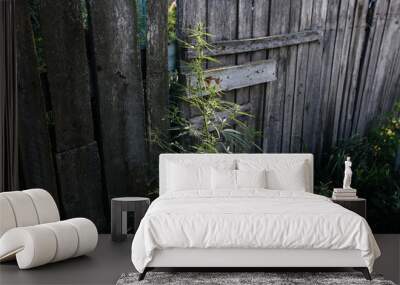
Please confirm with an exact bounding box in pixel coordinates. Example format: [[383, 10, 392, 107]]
[[138, 268, 147, 281], [354, 267, 371, 280]]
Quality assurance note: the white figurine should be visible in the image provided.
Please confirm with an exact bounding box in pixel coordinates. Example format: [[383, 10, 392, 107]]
[[343, 156, 353, 189]]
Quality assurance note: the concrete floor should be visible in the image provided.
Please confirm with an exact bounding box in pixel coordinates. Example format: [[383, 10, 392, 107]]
[[0, 234, 399, 285], [0, 235, 134, 285]]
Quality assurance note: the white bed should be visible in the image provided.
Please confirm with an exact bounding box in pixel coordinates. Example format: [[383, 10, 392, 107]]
[[131, 154, 380, 280]]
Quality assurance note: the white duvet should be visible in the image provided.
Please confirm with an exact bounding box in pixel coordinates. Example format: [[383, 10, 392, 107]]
[[131, 190, 380, 273]]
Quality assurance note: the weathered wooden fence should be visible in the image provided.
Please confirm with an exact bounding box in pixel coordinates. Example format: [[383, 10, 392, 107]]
[[16, 0, 168, 232], [178, 0, 400, 158]]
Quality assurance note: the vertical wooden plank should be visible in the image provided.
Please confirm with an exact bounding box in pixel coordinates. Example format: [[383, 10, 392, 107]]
[[322, 0, 350, 148], [40, 0, 95, 153], [263, 0, 291, 153], [56, 142, 107, 232], [16, 0, 58, 202], [319, 0, 340, 155], [281, 0, 301, 152], [207, 0, 238, 103], [249, 0, 270, 148], [176, 0, 207, 119], [235, 0, 254, 105], [341, 0, 369, 138], [302, 0, 328, 153], [354, 0, 390, 134], [370, 0, 400, 116], [87, 0, 147, 199], [331, 0, 356, 144], [41, 0, 106, 229], [290, 0, 313, 152], [147, 0, 169, 161]]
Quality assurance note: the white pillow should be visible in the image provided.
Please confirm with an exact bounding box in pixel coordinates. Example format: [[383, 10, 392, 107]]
[[212, 168, 236, 190], [167, 162, 211, 191], [236, 169, 267, 189], [237, 159, 308, 191]]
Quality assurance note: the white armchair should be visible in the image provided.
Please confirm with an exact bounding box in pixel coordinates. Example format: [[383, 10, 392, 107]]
[[0, 189, 98, 269]]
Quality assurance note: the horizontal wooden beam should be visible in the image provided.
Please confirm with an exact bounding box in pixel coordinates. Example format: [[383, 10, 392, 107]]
[[190, 103, 251, 129], [185, 59, 276, 96], [186, 30, 322, 58]]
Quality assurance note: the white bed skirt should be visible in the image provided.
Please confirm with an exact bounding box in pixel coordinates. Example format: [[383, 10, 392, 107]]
[[148, 248, 366, 268]]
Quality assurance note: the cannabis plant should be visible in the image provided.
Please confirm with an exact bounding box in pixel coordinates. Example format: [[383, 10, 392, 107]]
[[152, 23, 260, 153]]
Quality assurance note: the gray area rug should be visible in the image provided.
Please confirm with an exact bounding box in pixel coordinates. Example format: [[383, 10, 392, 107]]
[[116, 272, 396, 285]]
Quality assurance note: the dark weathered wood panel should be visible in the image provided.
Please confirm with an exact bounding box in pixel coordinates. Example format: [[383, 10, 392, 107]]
[[289, 0, 313, 152], [16, 0, 58, 202], [40, 0, 94, 152], [249, 0, 270, 148], [302, 0, 328, 153], [87, 0, 147, 200], [207, 0, 237, 104], [147, 0, 169, 161], [354, 0, 391, 134], [281, 0, 301, 152], [235, 0, 254, 106], [185, 60, 277, 94], [56, 142, 107, 232], [177, 0, 207, 119], [186, 30, 322, 59]]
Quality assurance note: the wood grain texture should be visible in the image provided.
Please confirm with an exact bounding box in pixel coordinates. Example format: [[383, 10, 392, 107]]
[[186, 31, 322, 59], [16, 0, 58, 202], [281, 0, 301, 152], [263, 0, 291, 153], [249, 0, 270, 149], [207, 0, 237, 103], [56, 142, 107, 232], [40, 0, 94, 152], [88, 0, 147, 200], [185, 60, 277, 95], [290, 0, 313, 152], [235, 0, 254, 106], [147, 0, 169, 161], [177, 0, 207, 119], [302, 0, 327, 153]]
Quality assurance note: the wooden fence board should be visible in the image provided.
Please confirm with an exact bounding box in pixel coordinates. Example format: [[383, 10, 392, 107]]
[[147, 0, 169, 161], [185, 31, 322, 59], [249, 0, 270, 149], [281, 0, 301, 152], [371, 0, 400, 117], [263, 0, 291, 153], [332, 0, 356, 144], [342, 0, 369, 138], [56, 142, 107, 232], [319, 0, 341, 154], [354, 0, 390, 134], [40, 0, 94, 153], [88, 0, 147, 200], [177, 0, 207, 118], [324, 0, 350, 148], [290, 0, 313, 152], [236, 0, 254, 105], [302, 0, 328, 153], [185, 60, 276, 95], [16, 0, 58, 202], [207, 0, 237, 104]]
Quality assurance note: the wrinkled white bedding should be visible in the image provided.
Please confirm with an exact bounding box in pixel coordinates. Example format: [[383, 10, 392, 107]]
[[131, 190, 380, 273]]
